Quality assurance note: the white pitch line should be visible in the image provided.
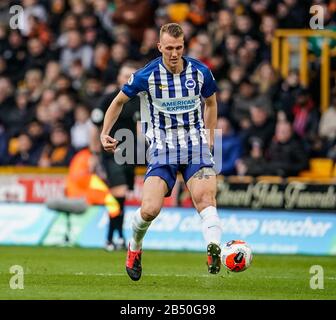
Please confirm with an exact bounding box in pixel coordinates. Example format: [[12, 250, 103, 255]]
[[73, 273, 336, 280]]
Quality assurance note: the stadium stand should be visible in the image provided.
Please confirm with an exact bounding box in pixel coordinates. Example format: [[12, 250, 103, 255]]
[[0, 0, 335, 184]]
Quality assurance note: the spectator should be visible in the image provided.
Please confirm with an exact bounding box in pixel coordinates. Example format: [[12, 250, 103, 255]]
[[90, 43, 110, 79], [208, 9, 234, 50], [38, 124, 75, 167], [139, 28, 160, 64], [25, 37, 52, 72], [241, 104, 276, 155], [319, 93, 336, 145], [59, 30, 93, 72], [24, 68, 44, 105], [68, 59, 86, 92], [79, 74, 103, 109], [103, 43, 129, 85], [318, 92, 336, 158], [214, 117, 242, 176], [259, 15, 278, 61], [235, 138, 268, 177], [43, 61, 61, 89], [92, 0, 115, 38], [276, 0, 307, 29], [4, 30, 27, 84], [7, 132, 40, 166], [0, 0, 331, 180], [291, 88, 320, 149], [251, 61, 280, 104], [112, 0, 154, 45], [27, 15, 52, 47], [21, 0, 47, 35], [26, 119, 49, 156], [56, 92, 76, 129], [276, 69, 301, 112], [0, 120, 8, 165], [5, 88, 34, 137], [265, 121, 309, 177], [232, 78, 257, 126], [70, 104, 93, 151], [187, 0, 210, 29], [0, 77, 15, 131]]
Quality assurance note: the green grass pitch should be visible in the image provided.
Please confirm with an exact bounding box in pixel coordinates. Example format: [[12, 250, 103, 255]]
[[0, 246, 335, 300]]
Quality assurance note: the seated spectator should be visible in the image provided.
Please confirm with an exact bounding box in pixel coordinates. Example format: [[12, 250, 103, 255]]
[[276, 69, 301, 112], [208, 9, 234, 50], [217, 80, 233, 119], [265, 121, 309, 177], [139, 28, 160, 64], [26, 119, 49, 156], [25, 37, 52, 72], [43, 61, 61, 89], [7, 132, 40, 166], [251, 61, 280, 104], [5, 88, 35, 137], [56, 92, 76, 129], [27, 15, 52, 47], [214, 117, 242, 176], [70, 104, 93, 152], [241, 104, 276, 155], [0, 120, 8, 165], [292, 87, 320, 139], [319, 92, 336, 147], [38, 124, 75, 167], [90, 43, 110, 78], [5, 30, 28, 84], [59, 30, 93, 73], [79, 74, 103, 109], [232, 77, 257, 126], [103, 43, 129, 85], [0, 77, 16, 133], [292, 87, 320, 156], [24, 68, 44, 106], [235, 138, 268, 177]]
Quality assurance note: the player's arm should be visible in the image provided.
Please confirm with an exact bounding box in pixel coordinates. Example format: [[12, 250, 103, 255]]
[[203, 93, 217, 150], [100, 91, 130, 153]]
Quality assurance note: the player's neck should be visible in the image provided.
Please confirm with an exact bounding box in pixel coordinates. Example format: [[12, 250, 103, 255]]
[[162, 57, 184, 74]]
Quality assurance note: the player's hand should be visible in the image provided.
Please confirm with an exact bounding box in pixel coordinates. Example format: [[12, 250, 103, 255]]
[[100, 134, 119, 153]]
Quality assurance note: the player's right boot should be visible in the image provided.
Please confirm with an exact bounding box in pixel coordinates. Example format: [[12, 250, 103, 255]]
[[126, 243, 142, 281], [207, 243, 221, 274]]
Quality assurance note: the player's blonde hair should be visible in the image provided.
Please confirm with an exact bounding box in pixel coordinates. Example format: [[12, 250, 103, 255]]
[[160, 23, 184, 39]]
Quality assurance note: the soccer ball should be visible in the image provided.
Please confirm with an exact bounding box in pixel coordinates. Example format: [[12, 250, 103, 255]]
[[221, 240, 253, 272]]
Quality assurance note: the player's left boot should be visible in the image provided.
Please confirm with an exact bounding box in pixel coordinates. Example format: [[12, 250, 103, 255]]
[[126, 244, 142, 281], [207, 242, 221, 274]]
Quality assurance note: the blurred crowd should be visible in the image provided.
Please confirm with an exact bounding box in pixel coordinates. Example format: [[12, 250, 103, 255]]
[[0, 0, 336, 178]]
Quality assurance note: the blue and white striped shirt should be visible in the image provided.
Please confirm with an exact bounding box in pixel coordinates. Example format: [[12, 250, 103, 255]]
[[121, 56, 217, 164]]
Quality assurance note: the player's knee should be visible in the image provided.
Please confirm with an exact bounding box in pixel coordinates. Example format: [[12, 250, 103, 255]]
[[141, 203, 161, 221]]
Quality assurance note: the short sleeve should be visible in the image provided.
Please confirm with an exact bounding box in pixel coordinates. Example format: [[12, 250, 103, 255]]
[[121, 71, 146, 98], [201, 68, 218, 98]]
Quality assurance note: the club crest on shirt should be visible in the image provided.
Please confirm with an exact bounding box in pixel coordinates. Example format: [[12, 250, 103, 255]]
[[128, 74, 134, 85], [185, 79, 196, 90]]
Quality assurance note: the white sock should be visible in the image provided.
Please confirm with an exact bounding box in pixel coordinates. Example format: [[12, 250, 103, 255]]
[[130, 208, 151, 251], [199, 206, 222, 246]]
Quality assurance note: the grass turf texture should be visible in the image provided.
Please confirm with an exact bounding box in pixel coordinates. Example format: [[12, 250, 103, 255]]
[[0, 246, 335, 300]]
